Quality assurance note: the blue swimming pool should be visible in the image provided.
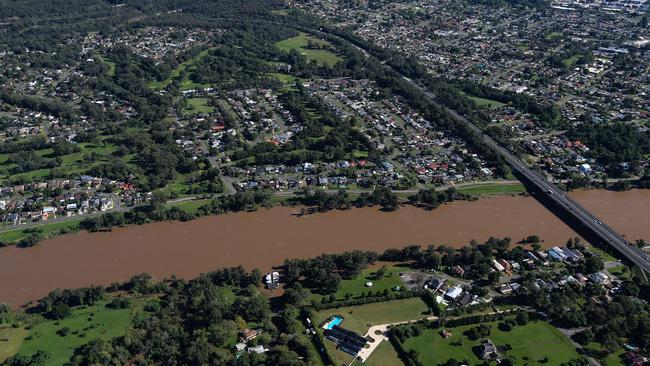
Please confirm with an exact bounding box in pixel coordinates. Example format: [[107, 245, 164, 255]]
[[324, 316, 343, 330]]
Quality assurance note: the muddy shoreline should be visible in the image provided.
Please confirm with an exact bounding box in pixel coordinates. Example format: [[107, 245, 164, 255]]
[[1, 189, 648, 307]]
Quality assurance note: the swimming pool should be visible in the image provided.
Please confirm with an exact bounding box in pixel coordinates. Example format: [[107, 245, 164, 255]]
[[324, 316, 343, 330]]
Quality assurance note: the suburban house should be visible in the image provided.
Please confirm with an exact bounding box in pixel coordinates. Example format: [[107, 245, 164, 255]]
[[324, 325, 367, 356], [478, 339, 500, 360], [444, 286, 463, 302], [240, 328, 259, 342], [427, 277, 446, 292]]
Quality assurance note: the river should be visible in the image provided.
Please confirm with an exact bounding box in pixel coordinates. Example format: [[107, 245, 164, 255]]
[[0, 189, 648, 307]]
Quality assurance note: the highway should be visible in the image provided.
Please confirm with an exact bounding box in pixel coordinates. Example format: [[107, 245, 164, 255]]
[[303, 27, 650, 275], [406, 78, 650, 276]]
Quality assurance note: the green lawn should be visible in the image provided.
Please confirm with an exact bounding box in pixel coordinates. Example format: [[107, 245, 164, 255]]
[[467, 95, 506, 109], [148, 47, 215, 90], [608, 265, 631, 280], [0, 140, 123, 184], [584, 342, 625, 366], [563, 54, 582, 68], [275, 33, 342, 66], [313, 267, 405, 302], [587, 244, 619, 263], [403, 320, 579, 365], [98, 55, 116, 77], [545, 32, 563, 40], [352, 150, 369, 158], [314, 297, 429, 335], [456, 182, 526, 196], [16, 303, 132, 365], [0, 326, 28, 362], [324, 338, 356, 365], [166, 198, 212, 214], [0, 218, 82, 244], [602, 351, 625, 366], [269, 72, 304, 85], [160, 173, 194, 198], [355, 340, 403, 366], [184, 97, 214, 115]]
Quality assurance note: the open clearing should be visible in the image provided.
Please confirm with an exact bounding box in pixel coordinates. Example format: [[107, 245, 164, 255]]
[[354, 340, 403, 366], [0, 326, 28, 362], [0, 219, 82, 244], [275, 33, 342, 66], [183, 97, 215, 115], [16, 303, 132, 365], [314, 297, 429, 335], [456, 182, 526, 196], [148, 47, 215, 90], [0, 141, 123, 184], [166, 198, 212, 213], [465, 94, 506, 109], [403, 319, 579, 365], [311, 266, 405, 303]]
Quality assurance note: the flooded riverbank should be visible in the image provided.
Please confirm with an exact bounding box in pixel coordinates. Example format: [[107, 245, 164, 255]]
[[1, 189, 648, 307]]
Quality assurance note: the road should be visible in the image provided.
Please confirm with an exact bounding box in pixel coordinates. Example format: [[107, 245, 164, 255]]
[[390, 74, 650, 276], [357, 307, 527, 362], [0, 179, 521, 236], [557, 327, 602, 366], [310, 28, 649, 276]]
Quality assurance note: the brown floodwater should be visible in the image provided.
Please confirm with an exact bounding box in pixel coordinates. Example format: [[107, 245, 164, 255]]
[[1, 189, 648, 307]]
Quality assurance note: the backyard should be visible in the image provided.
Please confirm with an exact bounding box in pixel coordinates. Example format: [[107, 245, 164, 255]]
[[183, 97, 215, 115], [314, 297, 430, 335], [403, 319, 580, 365], [311, 266, 406, 302]]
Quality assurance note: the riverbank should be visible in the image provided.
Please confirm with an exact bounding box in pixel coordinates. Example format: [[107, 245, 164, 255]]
[[1, 189, 648, 307], [0, 181, 525, 247]]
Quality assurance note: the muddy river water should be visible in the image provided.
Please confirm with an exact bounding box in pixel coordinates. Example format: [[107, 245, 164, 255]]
[[1, 189, 648, 307]]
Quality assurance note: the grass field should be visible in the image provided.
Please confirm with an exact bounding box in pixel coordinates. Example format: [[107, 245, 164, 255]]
[[584, 342, 625, 366], [0, 140, 123, 184], [324, 338, 356, 365], [166, 198, 212, 213], [0, 219, 82, 244], [352, 150, 369, 158], [312, 267, 405, 303], [563, 54, 582, 68], [355, 340, 403, 366], [160, 173, 193, 198], [15, 303, 132, 365], [183, 97, 214, 115], [275, 33, 342, 66], [314, 297, 429, 335], [587, 244, 619, 263], [545, 32, 563, 40], [456, 182, 526, 196], [608, 265, 631, 280], [467, 95, 506, 109], [148, 47, 215, 90], [403, 319, 579, 365], [98, 55, 116, 77], [602, 351, 625, 366], [0, 326, 28, 362], [269, 72, 304, 85]]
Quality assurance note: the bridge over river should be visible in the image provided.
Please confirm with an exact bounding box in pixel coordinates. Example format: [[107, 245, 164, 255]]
[[408, 78, 650, 277]]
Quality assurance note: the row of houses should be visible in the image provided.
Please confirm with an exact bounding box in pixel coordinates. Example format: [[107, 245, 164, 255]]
[[499, 271, 618, 295], [426, 277, 479, 307]]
